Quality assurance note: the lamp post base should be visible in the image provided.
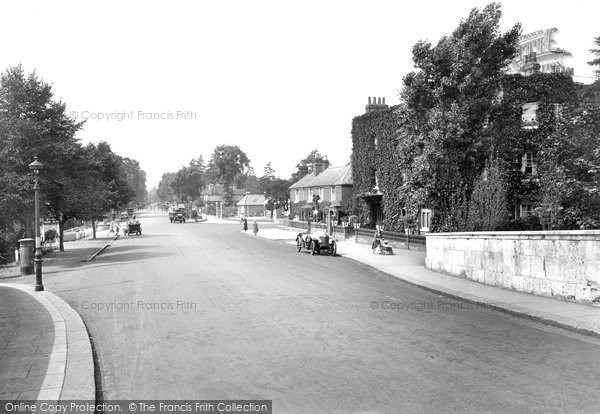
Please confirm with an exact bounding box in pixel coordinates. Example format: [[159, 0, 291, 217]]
[[34, 248, 44, 291]]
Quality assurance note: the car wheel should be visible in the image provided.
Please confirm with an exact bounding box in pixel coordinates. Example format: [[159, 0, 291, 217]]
[[310, 240, 317, 255], [330, 241, 337, 256], [296, 238, 302, 252]]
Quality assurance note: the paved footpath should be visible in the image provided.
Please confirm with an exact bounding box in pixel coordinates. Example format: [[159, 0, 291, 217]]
[[0, 235, 102, 405], [244, 227, 600, 338]]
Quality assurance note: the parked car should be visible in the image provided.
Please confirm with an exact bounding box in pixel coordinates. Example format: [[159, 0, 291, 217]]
[[296, 231, 337, 256]]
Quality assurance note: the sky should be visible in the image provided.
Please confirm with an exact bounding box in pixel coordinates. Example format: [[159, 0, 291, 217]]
[[1, 0, 598, 189]]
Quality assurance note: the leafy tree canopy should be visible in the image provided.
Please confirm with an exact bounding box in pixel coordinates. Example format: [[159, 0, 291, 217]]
[[206, 145, 250, 190]]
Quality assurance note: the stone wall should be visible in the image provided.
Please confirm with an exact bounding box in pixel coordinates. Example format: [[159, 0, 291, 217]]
[[425, 231, 600, 304]]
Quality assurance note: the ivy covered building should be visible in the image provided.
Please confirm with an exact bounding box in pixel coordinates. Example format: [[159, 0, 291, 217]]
[[350, 16, 598, 233], [351, 70, 582, 233]]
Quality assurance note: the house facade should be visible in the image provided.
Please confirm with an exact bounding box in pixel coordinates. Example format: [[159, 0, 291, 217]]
[[203, 184, 247, 204], [289, 163, 353, 223], [236, 194, 267, 218]]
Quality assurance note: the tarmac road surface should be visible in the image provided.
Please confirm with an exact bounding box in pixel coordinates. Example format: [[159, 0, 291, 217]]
[[37, 211, 600, 413]]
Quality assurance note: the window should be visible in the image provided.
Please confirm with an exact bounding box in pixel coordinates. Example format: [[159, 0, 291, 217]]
[[554, 103, 563, 121], [308, 188, 313, 200], [520, 204, 533, 217], [330, 186, 336, 201], [294, 189, 299, 203], [521, 152, 535, 174], [319, 187, 324, 200], [420, 209, 432, 232], [522, 102, 539, 129]]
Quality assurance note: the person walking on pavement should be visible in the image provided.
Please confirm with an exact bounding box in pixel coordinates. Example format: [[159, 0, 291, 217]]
[[107, 220, 116, 236], [243, 218, 248, 232], [253, 220, 258, 236]]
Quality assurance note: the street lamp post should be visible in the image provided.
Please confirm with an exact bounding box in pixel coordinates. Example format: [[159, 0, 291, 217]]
[[29, 157, 44, 292]]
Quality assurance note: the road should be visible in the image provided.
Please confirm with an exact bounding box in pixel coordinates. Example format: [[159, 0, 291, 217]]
[[39, 211, 600, 412]]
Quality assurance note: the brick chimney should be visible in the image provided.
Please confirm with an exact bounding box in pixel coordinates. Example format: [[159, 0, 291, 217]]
[[365, 96, 389, 114], [314, 156, 324, 175]]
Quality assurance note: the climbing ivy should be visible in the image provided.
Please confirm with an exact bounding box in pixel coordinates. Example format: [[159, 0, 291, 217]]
[[351, 72, 586, 232]]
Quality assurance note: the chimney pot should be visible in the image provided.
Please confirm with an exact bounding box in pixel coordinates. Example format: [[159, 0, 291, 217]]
[[383, 97, 386, 104]]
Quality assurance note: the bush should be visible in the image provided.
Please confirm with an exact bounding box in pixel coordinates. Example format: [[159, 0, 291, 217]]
[[44, 229, 58, 240], [496, 215, 543, 231]]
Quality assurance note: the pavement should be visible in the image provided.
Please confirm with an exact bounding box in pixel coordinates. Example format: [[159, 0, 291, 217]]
[[0, 232, 104, 404], [243, 227, 600, 338], [0, 284, 95, 404]]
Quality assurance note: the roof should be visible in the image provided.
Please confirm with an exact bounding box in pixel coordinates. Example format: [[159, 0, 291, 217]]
[[206, 184, 248, 196], [289, 164, 353, 189], [236, 194, 267, 206]]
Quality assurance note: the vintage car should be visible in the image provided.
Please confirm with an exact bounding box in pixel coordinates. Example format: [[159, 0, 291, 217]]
[[124, 222, 142, 236], [296, 231, 337, 256], [172, 209, 186, 223]]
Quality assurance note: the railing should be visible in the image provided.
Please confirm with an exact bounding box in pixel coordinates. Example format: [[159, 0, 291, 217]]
[[279, 220, 426, 250]]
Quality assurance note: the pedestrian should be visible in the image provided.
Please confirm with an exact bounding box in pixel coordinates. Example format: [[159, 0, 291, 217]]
[[107, 220, 115, 236], [253, 220, 258, 236], [243, 218, 248, 232]]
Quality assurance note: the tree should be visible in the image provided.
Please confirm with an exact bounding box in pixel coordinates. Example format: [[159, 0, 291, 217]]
[[467, 158, 508, 231], [121, 158, 147, 206], [536, 104, 600, 229], [171, 156, 205, 202], [400, 3, 521, 230], [157, 172, 177, 203], [78, 143, 117, 239], [589, 36, 600, 77], [0, 65, 85, 251], [0, 67, 147, 253], [263, 178, 291, 216], [290, 150, 330, 183], [85, 141, 134, 212], [207, 145, 250, 189], [259, 162, 276, 193], [234, 166, 259, 192]]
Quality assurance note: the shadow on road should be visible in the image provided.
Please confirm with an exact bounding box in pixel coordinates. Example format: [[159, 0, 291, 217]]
[[41, 244, 170, 272], [94, 250, 173, 265]]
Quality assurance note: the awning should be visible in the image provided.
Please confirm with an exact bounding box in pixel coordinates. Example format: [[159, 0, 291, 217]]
[[359, 192, 383, 202]]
